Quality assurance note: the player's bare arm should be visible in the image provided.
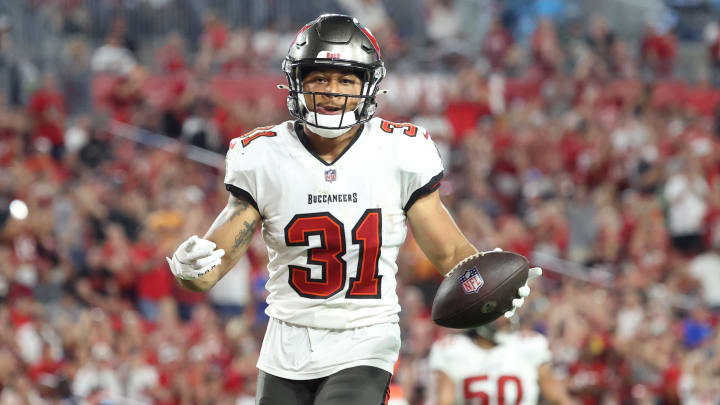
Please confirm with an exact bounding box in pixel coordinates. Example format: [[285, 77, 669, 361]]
[[431, 370, 456, 405], [173, 195, 261, 292], [204, 196, 261, 275], [538, 363, 577, 405], [407, 190, 478, 275], [410, 190, 540, 320]]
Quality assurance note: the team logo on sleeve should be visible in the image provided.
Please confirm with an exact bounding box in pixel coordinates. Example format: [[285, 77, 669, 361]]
[[325, 169, 337, 182], [459, 268, 484, 294]]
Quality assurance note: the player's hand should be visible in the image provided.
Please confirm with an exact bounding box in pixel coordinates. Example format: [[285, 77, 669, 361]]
[[503, 266, 541, 318], [484, 248, 542, 318], [166, 235, 225, 280]]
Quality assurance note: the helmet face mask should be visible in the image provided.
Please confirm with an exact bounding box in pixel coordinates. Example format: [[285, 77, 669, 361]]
[[283, 14, 385, 136]]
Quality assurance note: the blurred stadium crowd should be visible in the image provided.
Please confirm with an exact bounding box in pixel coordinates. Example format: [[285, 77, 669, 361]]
[[1, 0, 720, 404]]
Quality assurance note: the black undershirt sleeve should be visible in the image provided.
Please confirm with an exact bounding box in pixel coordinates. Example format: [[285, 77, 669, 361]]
[[403, 171, 444, 212], [225, 183, 259, 212]]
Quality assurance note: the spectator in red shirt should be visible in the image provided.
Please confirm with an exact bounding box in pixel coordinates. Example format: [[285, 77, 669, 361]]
[[641, 23, 676, 79], [28, 73, 66, 160], [134, 228, 173, 321], [104, 67, 144, 124], [201, 11, 230, 53], [155, 32, 187, 74], [568, 334, 612, 405], [218, 30, 256, 76], [195, 11, 230, 76], [27, 343, 63, 384], [496, 216, 534, 259]]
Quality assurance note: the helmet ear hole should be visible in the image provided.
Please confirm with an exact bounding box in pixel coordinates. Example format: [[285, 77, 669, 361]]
[[287, 97, 298, 115], [365, 101, 376, 117]]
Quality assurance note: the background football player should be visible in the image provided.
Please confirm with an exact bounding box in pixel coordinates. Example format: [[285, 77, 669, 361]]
[[430, 323, 576, 405], [167, 14, 538, 404]]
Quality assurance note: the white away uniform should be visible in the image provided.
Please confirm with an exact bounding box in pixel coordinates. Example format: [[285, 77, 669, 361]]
[[224, 117, 443, 379], [429, 332, 552, 405]]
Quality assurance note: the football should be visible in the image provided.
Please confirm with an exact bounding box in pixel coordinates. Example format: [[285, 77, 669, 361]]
[[431, 251, 530, 329]]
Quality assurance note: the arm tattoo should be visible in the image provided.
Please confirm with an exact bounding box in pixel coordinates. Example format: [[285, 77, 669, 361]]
[[228, 198, 251, 222], [232, 218, 258, 252]]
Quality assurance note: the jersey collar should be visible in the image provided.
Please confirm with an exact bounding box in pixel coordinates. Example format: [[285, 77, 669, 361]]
[[293, 121, 365, 166]]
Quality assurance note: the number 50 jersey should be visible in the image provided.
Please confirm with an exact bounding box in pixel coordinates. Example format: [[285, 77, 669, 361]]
[[224, 117, 444, 329], [429, 332, 552, 405]]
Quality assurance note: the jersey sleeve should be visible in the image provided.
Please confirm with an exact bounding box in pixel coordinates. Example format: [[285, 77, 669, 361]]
[[428, 336, 455, 374], [398, 126, 444, 211], [223, 140, 260, 212], [428, 334, 469, 377]]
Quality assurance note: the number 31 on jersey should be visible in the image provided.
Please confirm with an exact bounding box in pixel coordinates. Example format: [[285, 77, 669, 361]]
[[284, 209, 382, 299]]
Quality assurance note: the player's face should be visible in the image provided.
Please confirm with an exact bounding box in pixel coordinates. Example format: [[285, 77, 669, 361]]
[[302, 69, 363, 115]]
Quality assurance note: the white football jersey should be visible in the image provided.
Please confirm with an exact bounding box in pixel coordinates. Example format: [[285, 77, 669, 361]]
[[224, 117, 444, 329], [429, 332, 552, 405]]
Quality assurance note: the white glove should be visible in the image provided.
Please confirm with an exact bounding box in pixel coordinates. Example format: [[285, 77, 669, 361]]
[[504, 265, 542, 318], [484, 248, 542, 318], [166, 235, 225, 280]]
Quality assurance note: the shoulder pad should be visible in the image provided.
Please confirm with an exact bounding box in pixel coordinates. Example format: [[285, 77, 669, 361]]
[[229, 124, 284, 150], [370, 117, 431, 141]]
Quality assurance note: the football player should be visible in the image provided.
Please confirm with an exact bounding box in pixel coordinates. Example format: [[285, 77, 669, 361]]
[[429, 325, 576, 405], [167, 14, 539, 404]]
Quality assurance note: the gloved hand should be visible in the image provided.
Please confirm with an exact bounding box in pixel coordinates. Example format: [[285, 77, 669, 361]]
[[484, 248, 542, 318], [167, 235, 225, 280], [504, 266, 542, 318]]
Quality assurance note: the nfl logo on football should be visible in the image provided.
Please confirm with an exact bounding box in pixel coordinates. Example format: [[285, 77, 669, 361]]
[[459, 268, 484, 294], [325, 169, 337, 182]]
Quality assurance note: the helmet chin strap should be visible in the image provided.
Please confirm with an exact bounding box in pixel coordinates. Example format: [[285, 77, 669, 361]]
[[305, 123, 351, 139], [299, 94, 358, 139], [304, 112, 357, 138]]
